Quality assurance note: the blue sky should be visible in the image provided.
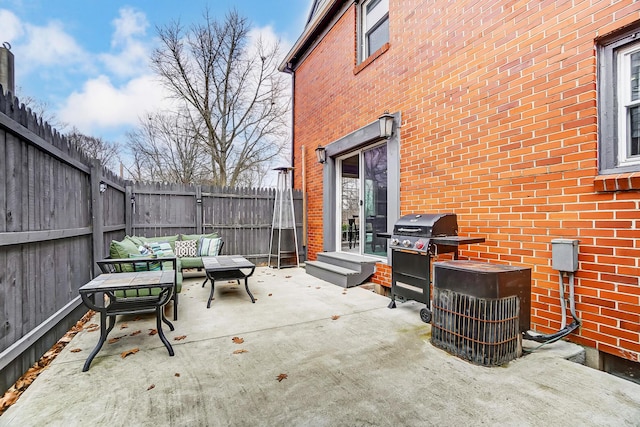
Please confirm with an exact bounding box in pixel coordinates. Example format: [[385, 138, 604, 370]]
[[0, 0, 310, 145]]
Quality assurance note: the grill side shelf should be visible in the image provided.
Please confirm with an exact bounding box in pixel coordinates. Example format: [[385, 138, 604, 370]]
[[430, 236, 485, 246]]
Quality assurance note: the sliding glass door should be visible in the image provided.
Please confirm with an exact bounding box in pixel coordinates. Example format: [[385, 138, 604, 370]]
[[337, 143, 388, 257]]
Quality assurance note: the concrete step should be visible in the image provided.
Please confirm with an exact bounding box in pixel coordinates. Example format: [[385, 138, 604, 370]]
[[316, 252, 378, 276], [305, 260, 370, 288]]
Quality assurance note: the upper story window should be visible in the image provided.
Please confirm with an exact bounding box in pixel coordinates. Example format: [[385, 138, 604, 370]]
[[616, 42, 640, 167], [360, 0, 389, 62], [598, 25, 640, 174]]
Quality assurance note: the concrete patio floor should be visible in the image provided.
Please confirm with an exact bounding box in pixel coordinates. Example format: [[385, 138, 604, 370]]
[[1, 266, 640, 427]]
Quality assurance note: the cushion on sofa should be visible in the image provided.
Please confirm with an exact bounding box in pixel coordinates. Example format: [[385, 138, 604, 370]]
[[144, 235, 179, 251], [175, 239, 197, 257], [124, 235, 145, 247], [199, 237, 222, 256], [128, 253, 162, 271], [180, 233, 218, 253], [179, 257, 204, 269], [109, 239, 139, 273], [180, 232, 219, 242]]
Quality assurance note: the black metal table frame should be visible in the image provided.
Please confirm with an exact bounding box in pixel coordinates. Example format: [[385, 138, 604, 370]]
[[78, 271, 175, 372], [96, 257, 180, 320], [201, 256, 256, 308]]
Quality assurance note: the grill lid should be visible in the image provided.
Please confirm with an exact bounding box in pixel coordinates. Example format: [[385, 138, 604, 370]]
[[390, 213, 458, 252], [392, 213, 458, 237]]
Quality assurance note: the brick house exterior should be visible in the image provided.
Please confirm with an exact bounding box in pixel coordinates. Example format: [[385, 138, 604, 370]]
[[280, 0, 640, 370]]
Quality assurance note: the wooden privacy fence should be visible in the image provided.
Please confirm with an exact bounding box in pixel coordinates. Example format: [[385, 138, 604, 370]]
[[0, 88, 303, 394], [126, 183, 303, 264]]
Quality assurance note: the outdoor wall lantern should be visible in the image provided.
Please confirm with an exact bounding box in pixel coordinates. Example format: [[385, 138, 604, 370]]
[[99, 182, 107, 193], [315, 144, 326, 164], [378, 111, 395, 139]]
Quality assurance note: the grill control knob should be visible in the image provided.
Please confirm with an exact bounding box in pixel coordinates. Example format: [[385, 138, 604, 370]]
[[415, 240, 424, 250], [402, 240, 412, 248], [390, 238, 399, 246]]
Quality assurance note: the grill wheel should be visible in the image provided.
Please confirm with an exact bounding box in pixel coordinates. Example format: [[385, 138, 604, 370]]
[[420, 308, 432, 323]]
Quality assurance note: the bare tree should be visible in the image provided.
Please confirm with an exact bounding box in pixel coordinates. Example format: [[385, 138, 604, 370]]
[[149, 9, 290, 187], [16, 87, 68, 131], [125, 112, 209, 184], [67, 128, 120, 171]]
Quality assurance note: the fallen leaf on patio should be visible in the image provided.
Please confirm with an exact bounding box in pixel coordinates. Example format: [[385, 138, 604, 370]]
[[0, 310, 94, 416], [85, 323, 98, 330], [0, 392, 19, 413], [316, 287, 321, 289], [134, 316, 142, 321], [232, 337, 244, 344], [233, 349, 248, 354], [121, 348, 139, 358], [130, 330, 142, 336], [285, 275, 292, 278], [276, 373, 288, 382], [147, 384, 155, 390], [174, 373, 180, 377], [120, 323, 129, 330], [85, 324, 100, 332], [108, 336, 123, 344], [70, 348, 82, 353], [268, 293, 273, 296], [58, 336, 72, 344], [331, 315, 340, 320], [174, 335, 187, 341]]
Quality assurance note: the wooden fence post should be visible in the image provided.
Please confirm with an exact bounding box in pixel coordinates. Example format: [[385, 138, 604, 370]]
[[125, 184, 133, 236], [196, 185, 203, 234], [90, 159, 104, 276]]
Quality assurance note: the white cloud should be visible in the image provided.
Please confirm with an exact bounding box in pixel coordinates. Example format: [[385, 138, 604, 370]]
[[0, 8, 90, 78], [57, 74, 171, 135], [0, 9, 24, 42], [111, 7, 148, 45], [23, 21, 88, 69], [100, 7, 151, 78]]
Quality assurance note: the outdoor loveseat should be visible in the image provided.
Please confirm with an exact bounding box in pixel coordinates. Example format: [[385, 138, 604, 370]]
[[103, 233, 224, 320]]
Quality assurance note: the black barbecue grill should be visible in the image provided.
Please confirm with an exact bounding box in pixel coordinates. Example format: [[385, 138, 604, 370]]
[[387, 213, 485, 323]]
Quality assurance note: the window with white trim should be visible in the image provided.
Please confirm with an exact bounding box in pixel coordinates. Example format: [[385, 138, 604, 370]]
[[598, 26, 640, 174], [360, 0, 389, 62]]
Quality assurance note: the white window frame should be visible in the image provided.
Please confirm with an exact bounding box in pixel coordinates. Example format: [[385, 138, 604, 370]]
[[360, 0, 389, 62], [616, 42, 640, 167]]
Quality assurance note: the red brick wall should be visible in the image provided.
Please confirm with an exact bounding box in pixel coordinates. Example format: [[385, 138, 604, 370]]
[[291, 1, 640, 361]]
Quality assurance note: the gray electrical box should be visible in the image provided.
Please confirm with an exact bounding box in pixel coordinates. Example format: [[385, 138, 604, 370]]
[[551, 239, 579, 272]]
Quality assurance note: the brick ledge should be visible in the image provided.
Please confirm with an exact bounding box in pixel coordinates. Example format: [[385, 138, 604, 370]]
[[354, 43, 390, 75], [594, 172, 640, 192]]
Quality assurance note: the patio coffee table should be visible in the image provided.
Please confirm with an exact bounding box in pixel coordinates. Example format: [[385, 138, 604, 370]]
[[78, 270, 175, 372], [202, 256, 256, 308]]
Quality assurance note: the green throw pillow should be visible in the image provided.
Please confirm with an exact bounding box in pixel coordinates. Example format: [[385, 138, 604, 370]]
[[109, 238, 140, 260], [125, 235, 145, 247]]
